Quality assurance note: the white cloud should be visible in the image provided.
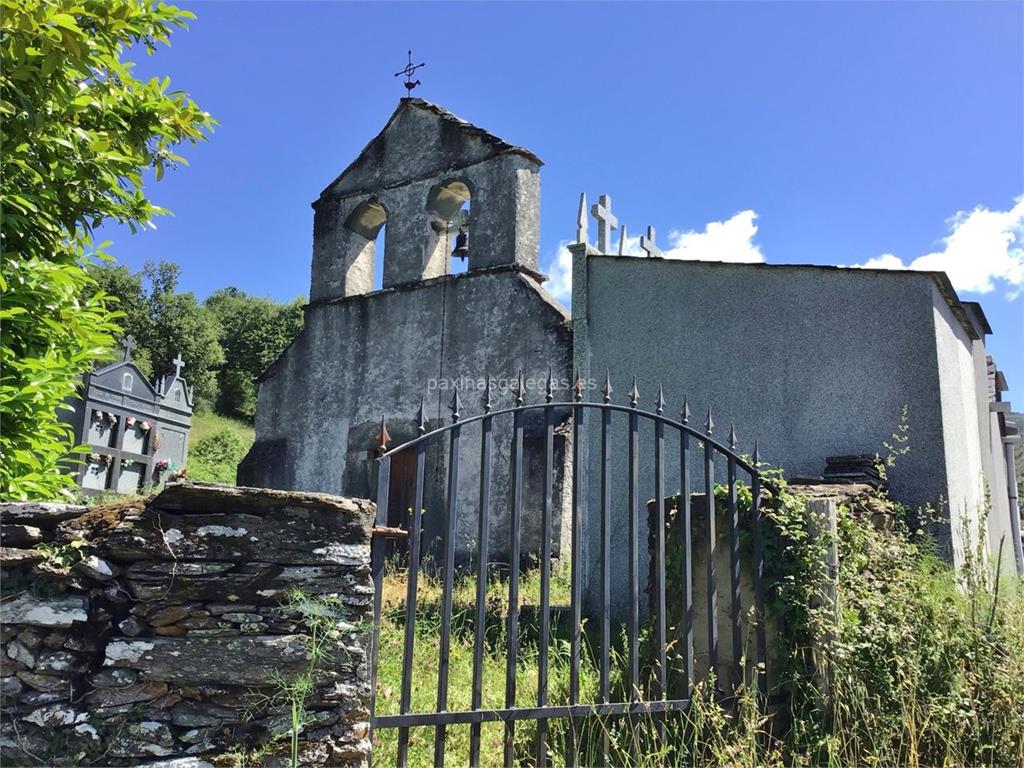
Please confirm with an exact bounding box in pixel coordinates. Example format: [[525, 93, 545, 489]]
[[546, 240, 574, 303], [544, 210, 764, 303], [664, 210, 765, 263], [852, 196, 1024, 299]]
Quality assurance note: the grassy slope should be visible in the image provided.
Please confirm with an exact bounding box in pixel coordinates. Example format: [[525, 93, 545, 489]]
[[186, 411, 255, 484], [189, 410, 255, 447]]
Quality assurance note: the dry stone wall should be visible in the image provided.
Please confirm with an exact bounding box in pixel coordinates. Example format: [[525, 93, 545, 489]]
[[0, 484, 375, 767]]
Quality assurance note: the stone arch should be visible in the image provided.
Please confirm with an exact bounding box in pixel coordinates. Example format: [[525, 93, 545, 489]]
[[340, 198, 388, 294], [424, 179, 473, 277]]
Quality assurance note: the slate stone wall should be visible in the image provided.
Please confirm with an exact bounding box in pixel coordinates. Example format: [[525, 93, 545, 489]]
[[0, 485, 375, 767]]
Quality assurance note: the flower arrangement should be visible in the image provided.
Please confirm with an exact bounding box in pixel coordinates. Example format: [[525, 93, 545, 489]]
[[155, 459, 170, 471], [89, 453, 110, 467], [139, 420, 153, 432], [125, 415, 136, 427], [92, 409, 104, 421]]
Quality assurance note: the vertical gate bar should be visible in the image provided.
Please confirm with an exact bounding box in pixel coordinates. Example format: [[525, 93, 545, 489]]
[[653, 388, 668, 747], [395, 441, 426, 767], [368, 452, 391, 768], [469, 401, 493, 768], [433, 403, 462, 768], [599, 374, 613, 766], [568, 377, 585, 763], [704, 409, 719, 688], [627, 379, 640, 701], [535, 375, 555, 768], [751, 448, 768, 701], [680, 400, 694, 698], [504, 388, 525, 768], [727, 451, 742, 690]]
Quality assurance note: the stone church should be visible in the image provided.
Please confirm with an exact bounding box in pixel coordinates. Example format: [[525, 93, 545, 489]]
[[240, 98, 1022, 579]]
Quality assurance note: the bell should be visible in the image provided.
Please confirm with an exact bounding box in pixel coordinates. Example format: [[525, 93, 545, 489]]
[[452, 228, 469, 259]]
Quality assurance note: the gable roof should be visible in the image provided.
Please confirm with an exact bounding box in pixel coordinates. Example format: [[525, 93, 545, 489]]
[[159, 373, 194, 409], [319, 98, 542, 200], [89, 359, 161, 399]]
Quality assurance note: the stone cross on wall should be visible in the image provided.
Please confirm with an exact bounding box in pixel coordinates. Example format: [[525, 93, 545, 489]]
[[121, 336, 136, 362], [640, 226, 663, 259], [591, 194, 618, 253], [172, 354, 185, 378], [618, 224, 628, 256]]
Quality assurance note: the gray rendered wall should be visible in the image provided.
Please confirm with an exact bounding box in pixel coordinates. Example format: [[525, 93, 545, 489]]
[[243, 269, 573, 561], [577, 257, 966, 616], [931, 287, 988, 567]]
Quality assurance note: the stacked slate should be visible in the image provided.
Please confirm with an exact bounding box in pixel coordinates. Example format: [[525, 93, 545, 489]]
[[822, 454, 884, 489], [0, 484, 375, 768]]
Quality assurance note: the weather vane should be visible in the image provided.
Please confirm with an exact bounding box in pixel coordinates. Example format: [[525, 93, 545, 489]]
[[395, 50, 425, 95]]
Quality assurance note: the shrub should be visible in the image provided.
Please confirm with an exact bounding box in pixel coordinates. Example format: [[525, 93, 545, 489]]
[[187, 429, 247, 485]]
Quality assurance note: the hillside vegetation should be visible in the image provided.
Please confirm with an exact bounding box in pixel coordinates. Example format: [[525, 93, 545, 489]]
[[186, 411, 254, 485]]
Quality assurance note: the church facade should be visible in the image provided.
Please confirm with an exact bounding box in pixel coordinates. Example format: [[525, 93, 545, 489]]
[[241, 98, 1022, 577]]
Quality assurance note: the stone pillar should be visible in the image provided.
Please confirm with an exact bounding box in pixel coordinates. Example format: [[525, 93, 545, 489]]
[[310, 198, 379, 302], [1004, 437, 1024, 575], [805, 496, 840, 711]]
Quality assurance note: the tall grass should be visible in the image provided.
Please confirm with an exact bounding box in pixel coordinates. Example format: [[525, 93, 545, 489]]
[[373, 482, 1024, 767]]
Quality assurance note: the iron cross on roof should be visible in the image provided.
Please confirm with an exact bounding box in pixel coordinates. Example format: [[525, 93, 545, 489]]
[[395, 50, 425, 95]]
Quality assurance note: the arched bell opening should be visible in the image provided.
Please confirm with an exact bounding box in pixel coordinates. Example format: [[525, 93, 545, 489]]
[[343, 199, 388, 292], [425, 180, 472, 278]]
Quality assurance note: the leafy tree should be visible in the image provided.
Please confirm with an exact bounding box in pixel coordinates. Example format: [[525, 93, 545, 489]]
[[0, 0, 214, 499], [88, 261, 154, 376], [205, 287, 303, 419], [142, 261, 223, 408]]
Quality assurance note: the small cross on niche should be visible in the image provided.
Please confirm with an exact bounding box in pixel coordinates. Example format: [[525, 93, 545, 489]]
[[591, 194, 618, 253], [172, 354, 185, 378]]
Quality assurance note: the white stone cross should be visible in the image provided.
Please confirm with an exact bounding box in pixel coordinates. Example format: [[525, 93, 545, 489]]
[[640, 226, 663, 259], [591, 194, 618, 253], [172, 353, 185, 378], [618, 224, 628, 256]]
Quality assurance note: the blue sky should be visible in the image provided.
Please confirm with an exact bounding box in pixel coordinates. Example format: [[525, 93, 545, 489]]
[[107, 1, 1023, 397]]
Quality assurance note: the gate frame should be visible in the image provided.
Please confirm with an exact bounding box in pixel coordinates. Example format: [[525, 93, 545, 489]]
[[367, 373, 771, 767]]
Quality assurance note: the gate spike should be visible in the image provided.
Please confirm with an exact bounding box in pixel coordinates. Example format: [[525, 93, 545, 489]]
[[482, 376, 493, 414], [629, 376, 639, 408], [655, 383, 666, 415], [602, 371, 613, 404], [545, 368, 555, 404], [375, 415, 391, 453], [753, 440, 760, 466], [572, 371, 585, 402], [681, 396, 690, 425], [705, 406, 715, 435], [514, 369, 525, 406], [729, 421, 738, 450], [449, 388, 463, 423], [415, 397, 428, 434]]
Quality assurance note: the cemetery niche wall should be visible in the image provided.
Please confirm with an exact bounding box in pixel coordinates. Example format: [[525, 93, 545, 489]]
[[63, 340, 194, 495]]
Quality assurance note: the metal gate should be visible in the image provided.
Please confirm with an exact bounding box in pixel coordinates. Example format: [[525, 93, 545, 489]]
[[368, 372, 771, 767]]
